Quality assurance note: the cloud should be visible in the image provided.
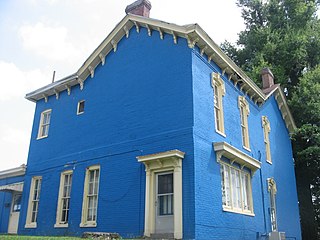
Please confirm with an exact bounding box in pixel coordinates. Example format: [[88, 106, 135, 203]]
[[0, 61, 49, 101], [19, 22, 80, 62], [0, 124, 29, 169]]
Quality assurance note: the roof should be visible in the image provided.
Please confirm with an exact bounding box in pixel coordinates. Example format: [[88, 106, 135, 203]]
[[25, 14, 296, 133], [0, 164, 26, 180]]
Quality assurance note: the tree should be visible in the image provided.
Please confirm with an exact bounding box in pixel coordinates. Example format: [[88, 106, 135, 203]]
[[222, 1, 320, 239], [221, 0, 320, 91], [290, 67, 320, 239]]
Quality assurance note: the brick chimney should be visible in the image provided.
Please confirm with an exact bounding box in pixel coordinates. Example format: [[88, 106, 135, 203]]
[[125, 0, 152, 17], [261, 68, 274, 89]]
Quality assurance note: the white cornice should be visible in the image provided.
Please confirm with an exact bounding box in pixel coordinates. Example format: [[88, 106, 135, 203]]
[[213, 142, 261, 174], [0, 164, 26, 179], [24, 14, 296, 134]]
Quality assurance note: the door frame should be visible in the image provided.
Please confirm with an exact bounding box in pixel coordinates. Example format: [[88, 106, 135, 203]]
[[155, 171, 174, 233], [137, 150, 185, 239], [8, 192, 22, 234]]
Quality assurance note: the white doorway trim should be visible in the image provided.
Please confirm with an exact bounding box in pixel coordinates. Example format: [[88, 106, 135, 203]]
[[8, 192, 22, 234], [137, 150, 185, 239]]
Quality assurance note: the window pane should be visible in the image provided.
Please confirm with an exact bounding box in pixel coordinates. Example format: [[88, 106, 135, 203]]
[[158, 174, 173, 194], [78, 101, 85, 113], [159, 194, 174, 215]]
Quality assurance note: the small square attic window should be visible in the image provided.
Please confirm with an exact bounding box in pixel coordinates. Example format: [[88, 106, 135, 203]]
[[77, 100, 85, 115]]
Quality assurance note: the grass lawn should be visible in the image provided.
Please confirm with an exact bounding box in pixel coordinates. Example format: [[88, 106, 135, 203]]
[[0, 236, 82, 240], [0, 235, 140, 240]]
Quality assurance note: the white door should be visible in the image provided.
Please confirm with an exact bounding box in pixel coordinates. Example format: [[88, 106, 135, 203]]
[[8, 193, 22, 234], [155, 172, 174, 233]]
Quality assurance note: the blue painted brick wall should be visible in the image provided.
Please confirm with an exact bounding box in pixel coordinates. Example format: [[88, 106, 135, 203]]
[[191, 50, 301, 240], [20, 27, 196, 239]]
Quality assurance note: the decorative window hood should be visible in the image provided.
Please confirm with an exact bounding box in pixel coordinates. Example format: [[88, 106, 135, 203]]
[[213, 142, 261, 174]]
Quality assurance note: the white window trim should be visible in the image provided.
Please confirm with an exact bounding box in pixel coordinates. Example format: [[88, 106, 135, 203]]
[[214, 142, 260, 216], [80, 165, 100, 228], [262, 116, 272, 164], [137, 150, 185, 240], [267, 178, 278, 231], [77, 100, 85, 115], [220, 162, 254, 216], [25, 176, 42, 228], [211, 72, 226, 137], [37, 109, 52, 140], [238, 96, 250, 150], [54, 170, 73, 228]]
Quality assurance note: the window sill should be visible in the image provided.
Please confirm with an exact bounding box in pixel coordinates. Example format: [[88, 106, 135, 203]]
[[243, 146, 251, 152], [25, 223, 37, 228], [37, 135, 48, 140], [216, 130, 226, 138], [222, 207, 255, 217], [80, 222, 97, 228], [266, 160, 272, 164], [77, 112, 84, 115], [54, 223, 68, 228]]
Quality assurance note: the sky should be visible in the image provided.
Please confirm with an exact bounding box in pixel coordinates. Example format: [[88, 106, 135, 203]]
[[0, 0, 244, 171]]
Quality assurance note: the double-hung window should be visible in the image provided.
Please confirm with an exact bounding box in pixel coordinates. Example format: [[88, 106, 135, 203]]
[[37, 109, 52, 139], [220, 163, 253, 214], [55, 170, 73, 227], [80, 165, 100, 227], [238, 96, 250, 150], [211, 72, 226, 136], [262, 116, 272, 163], [214, 142, 261, 216], [25, 176, 42, 228]]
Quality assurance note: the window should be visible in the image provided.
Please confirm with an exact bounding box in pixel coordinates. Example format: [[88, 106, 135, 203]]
[[214, 142, 260, 216], [220, 162, 253, 215], [12, 194, 22, 212], [77, 100, 85, 115], [37, 109, 52, 139], [25, 176, 42, 228], [55, 170, 73, 228], [262, 116, 272, 163], [211, 72, 226, 136], [267, 178, 278, 231], [238, 96, 250, 150], [80, 165, 100, 227]]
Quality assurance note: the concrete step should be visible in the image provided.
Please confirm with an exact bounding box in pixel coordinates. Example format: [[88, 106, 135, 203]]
[[149, 233, 175, 240]]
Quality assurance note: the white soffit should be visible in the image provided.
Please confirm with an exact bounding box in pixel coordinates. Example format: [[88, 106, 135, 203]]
[[0, 165, 26, 180]]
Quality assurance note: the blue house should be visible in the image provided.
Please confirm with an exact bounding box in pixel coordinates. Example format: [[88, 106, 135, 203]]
[[13, 0, 302, 239]]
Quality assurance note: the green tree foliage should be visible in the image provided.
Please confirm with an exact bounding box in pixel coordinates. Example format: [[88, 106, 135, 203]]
[[290, 68, 320, 239], [222, 0, 320, 239], [221, 0, 320, 90]]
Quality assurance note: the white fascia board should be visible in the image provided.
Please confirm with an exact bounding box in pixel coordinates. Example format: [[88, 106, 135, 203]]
[[24, 14, 267, 105], [25, 74, 78, 102], [194, 25, 266, 101], [0, 165, 26, 179], [274, 88, 296, 133], [213, 142, 261, 172], [137, 149, 185, 163]]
